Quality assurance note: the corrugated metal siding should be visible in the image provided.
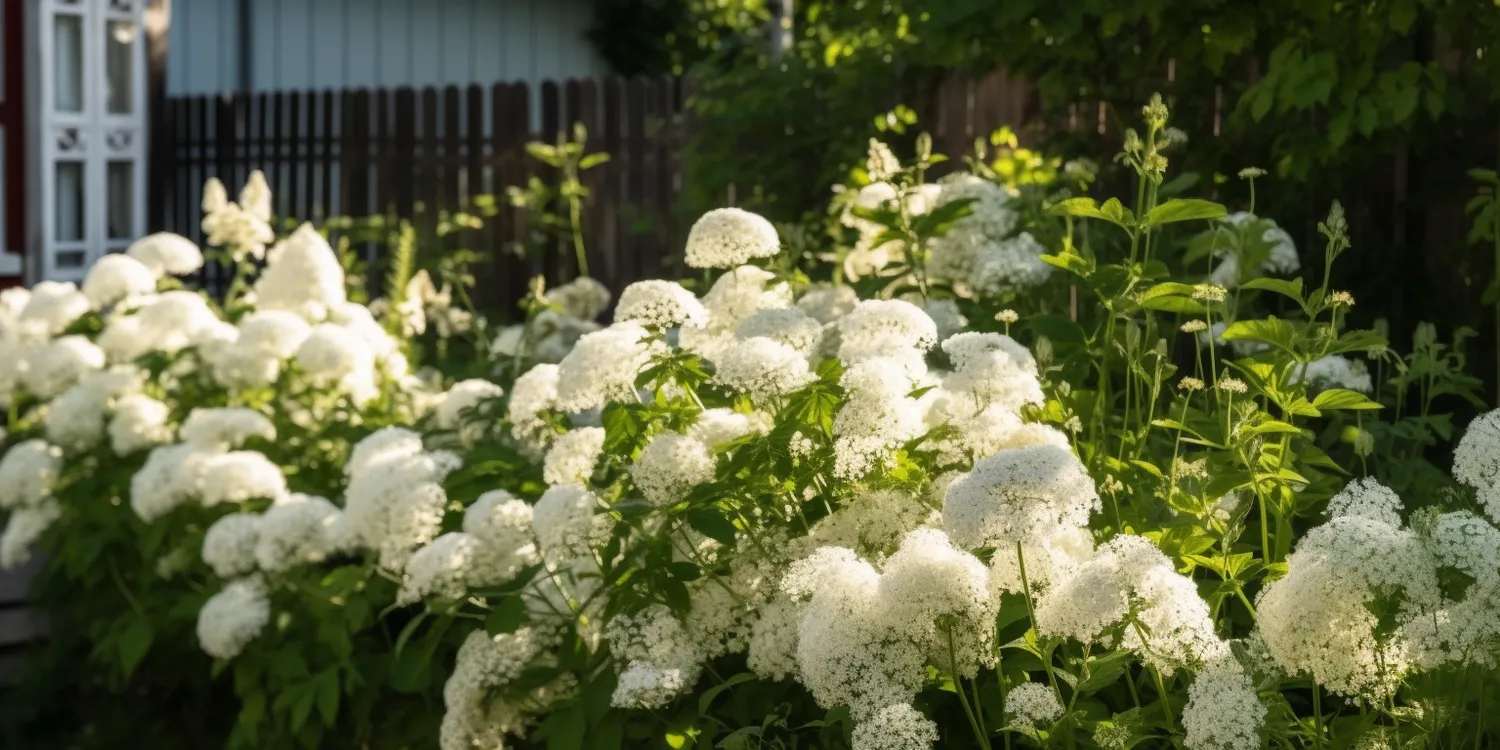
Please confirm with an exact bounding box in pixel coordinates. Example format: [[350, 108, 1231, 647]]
[[167, 0, 608, 95]]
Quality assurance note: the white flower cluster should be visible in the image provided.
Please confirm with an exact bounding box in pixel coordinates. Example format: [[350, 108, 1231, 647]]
[[0, 439, 64, 568], [491, 277, 611, 364], [130, 407, 286, 522], [340, 427, 462, 572], [1293, 354, 1372, 394], [201, 172, 275, 261], [1208, 211, 1301, 289]]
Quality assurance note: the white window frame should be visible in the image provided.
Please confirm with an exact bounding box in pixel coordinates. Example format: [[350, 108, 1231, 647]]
[[36, 0, 147, 282]]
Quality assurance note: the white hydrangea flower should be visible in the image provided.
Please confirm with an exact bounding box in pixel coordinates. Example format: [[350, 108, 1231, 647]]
[[341, 431, 461, 572], [796, 285, 859, 324], [746, 596, 803, 682], [942, 443, 1098, 550], [710, 336, 816, 401], [689, 407, 771, 448], [851, 702, 938, 750], [544, 276, 612, 321], [1294, 355, 1372, 394], [837, 299, 938, 367], [554, 322, 657, 413], [126, 232, 205, 278], [941, 331, 1045, 413], [698, 265, 793, 330], [542, 427, 606, 486], [206, 311, 316, 390], [180, 408, 276, 450], [194, 451, 288, 507], [877, 528, 997, 675], [252, 224, 347, 322], [1255, 492, 1438, 697], [1182, 656, 1265, 750], [631, 432, 716, 507], [109, 394, 174, 456], [684, 208, 781, 269], [916, 298, 968, 341], [436, 378, 505, 432], [972, 233, 1053, 296], [507, 364, 560, 456], [44, 367, 142, 452], [531, 484, 605, 562], [616, 280, 707, 328], [196, 577, 271, 659], [202, 513, 263, 578], [607, 604, 706, 707], [19, 281, 91, 341], [0, 499, 61, 570], [833, 359, 927, 480], [101, 290, 222, 362], [461, 490, 539, 584], [294, 323, 378, 403], [439, 627, 553, 749], [1005, 682, 1063, 731], [254, 494, 344, 574], [735, 307, 825, 358], [82, 253, 158, 309], [398, 532, 486, 605], [21, 335, 105, 400], [1452, 409, 1500, 522]]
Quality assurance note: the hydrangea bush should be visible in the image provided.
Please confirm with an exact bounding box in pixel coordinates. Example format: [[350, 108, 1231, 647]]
[[3, 96, 1500, 750]]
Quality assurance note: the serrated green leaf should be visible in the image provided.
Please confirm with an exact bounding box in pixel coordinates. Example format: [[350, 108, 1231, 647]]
[[1145, 198, 1227, 227], [1311, 388, 1383, 411]]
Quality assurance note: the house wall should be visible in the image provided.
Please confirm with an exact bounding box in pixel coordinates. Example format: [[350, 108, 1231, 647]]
[[166, 0, 608, 96]]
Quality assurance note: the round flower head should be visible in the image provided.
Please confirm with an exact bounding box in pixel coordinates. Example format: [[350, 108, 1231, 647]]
[[616, 280, 707, 328], [796, 285, 859, 324], [972, 233, 1052, 296], [435, 378, 505, 432], [82, 253, 158, 309], [293, 324, 378, 402], [127, 232, 205, 277], [735, 307, 824, 357], [877, 528, 997, 674], [202, 513, 263, 578], [684, 208, 780, 269], [19, 281, 91, 341], [0, 439, 63, 510], [21, 335, 105, 400], [699, 265, 793, 330], [196, 577, 271, 659], [544, 276, 612, 321], [1181, 656, 1265, 750], [710, 336, 816, 401], [252, 223, 347, 322], [507, 363, 560, 456], [180, 407, 276, 450], [1, 500, 60, 570], [837, 299, 939, 366], [44, 367, 142, 452], [630, 432, 717, 507], [554, 322, 657, 413], [254, 493, 344, 573], [109, 393, 173, 456], [1005, 682, 1063, 731], [851, 703, 938, 750], [1454, 409, 1500, 521], [942, 443, 1100, 549], [543, 426, 606, 486], [941, 331, 1045, 412]]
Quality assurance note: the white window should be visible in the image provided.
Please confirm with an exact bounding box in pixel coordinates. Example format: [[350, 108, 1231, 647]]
[[37, 0, 146, 282]]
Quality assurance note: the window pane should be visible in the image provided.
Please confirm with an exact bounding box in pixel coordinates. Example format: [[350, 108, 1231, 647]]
[[54, 15, 83, 113], [56, 250, 86, 269], [108, 161, 133, 239], [56, 161, 84, 242], [105, 21, 135, 115]]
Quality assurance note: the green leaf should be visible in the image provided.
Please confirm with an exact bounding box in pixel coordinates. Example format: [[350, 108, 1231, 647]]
[[545, 706, 586, 750], [1138, 295, 1207, 315], [314, 670, 340, 727], [1144, 199, 1228, 227], [1219, 317, 1300, 354], [687, 508, 739, 545], [1311, 388, 1383, 411], [578, 152, 611, 169], [1039, 252, 1092, 277], [118, 615, 154, 679], [1239, 276, 1305, 302], [485, 596, 527, 635], [698, 672, 758, 714], [392, 611, 428, 658]]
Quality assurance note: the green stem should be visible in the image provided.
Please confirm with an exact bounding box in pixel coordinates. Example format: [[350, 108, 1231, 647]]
[[1015, 543, 1063, 705], [948, 625, 994, 750], [1312, 681, 1325, 750]]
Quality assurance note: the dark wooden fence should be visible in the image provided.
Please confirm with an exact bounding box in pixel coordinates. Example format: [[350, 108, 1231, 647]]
[[0, 558, 42, 684], [153, 76, 690, 301]]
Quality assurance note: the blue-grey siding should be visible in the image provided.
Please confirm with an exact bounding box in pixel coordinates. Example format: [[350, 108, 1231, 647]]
[[167, 0, 608, 96]]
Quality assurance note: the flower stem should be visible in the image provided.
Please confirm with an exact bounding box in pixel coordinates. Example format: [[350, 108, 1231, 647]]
[[948, 625, 994, 750]]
